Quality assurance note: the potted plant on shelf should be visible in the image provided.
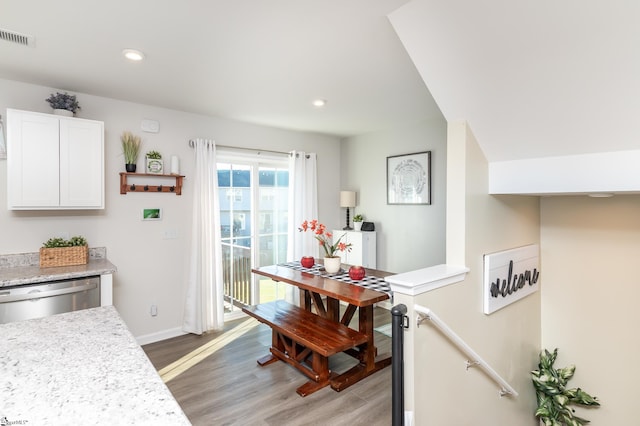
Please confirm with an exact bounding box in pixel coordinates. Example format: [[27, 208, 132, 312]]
[[45, 92, 81, 116], [353, 214, 364, 231], [299, 219, 351, 274], [531, 348, 600, 426], [146, 150, 163, 174], [40, 236, 88, 268], [121, 131, 141, 172]]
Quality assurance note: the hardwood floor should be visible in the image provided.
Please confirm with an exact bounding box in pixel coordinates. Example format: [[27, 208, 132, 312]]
[[143, 306, 393, 426]]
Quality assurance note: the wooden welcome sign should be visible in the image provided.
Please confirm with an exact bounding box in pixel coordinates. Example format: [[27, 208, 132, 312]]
[[483, 244, 540, 314]]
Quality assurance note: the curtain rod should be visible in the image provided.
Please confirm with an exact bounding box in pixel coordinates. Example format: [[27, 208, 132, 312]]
[[188, 140, 309, 158]]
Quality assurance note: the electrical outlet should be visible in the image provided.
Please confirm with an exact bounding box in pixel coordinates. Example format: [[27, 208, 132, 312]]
[[150, 305, 158, 316], [162, 229, 179, 239]]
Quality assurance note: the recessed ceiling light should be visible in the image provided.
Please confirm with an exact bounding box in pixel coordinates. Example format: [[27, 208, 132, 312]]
[[588, 193, 614, 198], [312, 99, 327, 107], [122, 48, 145, 61]]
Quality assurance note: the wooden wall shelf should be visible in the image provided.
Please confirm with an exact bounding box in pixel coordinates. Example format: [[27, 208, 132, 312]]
[[119, 172, 185, 195]]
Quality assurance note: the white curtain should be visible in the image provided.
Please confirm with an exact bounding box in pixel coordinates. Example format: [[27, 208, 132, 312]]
[[287, 151, 318, 260], [286, 151, 318, 305], [183, 139, 224, 334]]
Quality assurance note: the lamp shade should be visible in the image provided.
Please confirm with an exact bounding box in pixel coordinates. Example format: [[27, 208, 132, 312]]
[[340, 191, 356, 208]]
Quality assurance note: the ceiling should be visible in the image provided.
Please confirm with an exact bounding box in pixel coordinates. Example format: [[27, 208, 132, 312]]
[[390, 0, 640, 162], [0, 0, 441, 139], [2, 1, 637, 163]]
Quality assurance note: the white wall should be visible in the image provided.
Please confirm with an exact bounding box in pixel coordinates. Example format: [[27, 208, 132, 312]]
[[0, 78, 342, 340], [340, 117, 447, 273], [405, 121, 540, 424], [541, 195, 640, 425]]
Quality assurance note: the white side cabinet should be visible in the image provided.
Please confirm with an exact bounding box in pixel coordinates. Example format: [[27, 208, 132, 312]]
[[332, 230, 377, 268], [7, 109, 104, 210]]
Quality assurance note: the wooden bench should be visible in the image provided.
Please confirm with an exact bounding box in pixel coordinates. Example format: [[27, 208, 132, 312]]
[[242, 300, 369, 396]]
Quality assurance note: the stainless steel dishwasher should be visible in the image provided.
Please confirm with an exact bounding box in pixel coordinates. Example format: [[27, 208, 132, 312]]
[[0, 276, 100, 324]]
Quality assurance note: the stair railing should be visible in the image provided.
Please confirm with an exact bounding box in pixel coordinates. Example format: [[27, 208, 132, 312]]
[[414, 304, 518, 397]]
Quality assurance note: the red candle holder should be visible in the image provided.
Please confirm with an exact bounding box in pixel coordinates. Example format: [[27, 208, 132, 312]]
[[348, 265, 366, 280], [300, 256, 315, 268]]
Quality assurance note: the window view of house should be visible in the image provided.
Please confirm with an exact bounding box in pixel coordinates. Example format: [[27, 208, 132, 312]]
[[217, 161, 289, 316]]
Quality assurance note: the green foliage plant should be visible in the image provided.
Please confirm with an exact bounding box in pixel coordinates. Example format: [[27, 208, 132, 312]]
[[42, 236, 87, 248], [121, 131, 141, 164], [532, 348, 600, 426], [353, 214, 364, 222], [146, 150, 162, 159]]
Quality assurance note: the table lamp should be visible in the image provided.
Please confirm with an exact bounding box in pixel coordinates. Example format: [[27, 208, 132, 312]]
[[340, 191, 357, 230]]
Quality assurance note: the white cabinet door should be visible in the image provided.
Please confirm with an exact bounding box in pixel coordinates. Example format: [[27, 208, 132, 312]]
[[7, 111, 60, 207], [59, 118, 104, 207], [7, 109, 104, 210], [333, 230, 377, 268], [333, 230, 350, 264]]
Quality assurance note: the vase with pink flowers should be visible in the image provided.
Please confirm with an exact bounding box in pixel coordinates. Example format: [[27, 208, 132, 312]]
[[299, 219, 351, 273]]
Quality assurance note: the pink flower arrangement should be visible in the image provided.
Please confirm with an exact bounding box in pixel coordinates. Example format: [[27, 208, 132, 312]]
[[299, 219, 351, 258]]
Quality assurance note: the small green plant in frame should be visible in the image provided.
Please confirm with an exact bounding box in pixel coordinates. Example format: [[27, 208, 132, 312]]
[[142, 208, 162, 221]]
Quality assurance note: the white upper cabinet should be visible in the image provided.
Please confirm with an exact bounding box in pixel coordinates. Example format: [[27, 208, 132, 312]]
[[7, 109, 104, 210]]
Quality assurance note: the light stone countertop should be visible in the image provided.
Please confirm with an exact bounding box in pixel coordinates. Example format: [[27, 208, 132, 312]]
[[0, 248, 117, 288], [0, 306, 191, 425]]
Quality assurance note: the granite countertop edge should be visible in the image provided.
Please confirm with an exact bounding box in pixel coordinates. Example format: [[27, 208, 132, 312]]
[[0, 247, 117, 287]]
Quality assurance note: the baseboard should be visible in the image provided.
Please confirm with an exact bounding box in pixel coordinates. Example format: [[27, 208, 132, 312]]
[[136, 326, 186, 346]]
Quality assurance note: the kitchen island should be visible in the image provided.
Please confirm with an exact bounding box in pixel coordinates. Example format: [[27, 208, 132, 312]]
[[0, 306, 190, 425]]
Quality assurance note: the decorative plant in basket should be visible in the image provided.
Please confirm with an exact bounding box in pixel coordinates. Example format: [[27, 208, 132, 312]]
[[45, 92, 81, 114], [532, 348, 600, 426], [40, 236, 89, 268]]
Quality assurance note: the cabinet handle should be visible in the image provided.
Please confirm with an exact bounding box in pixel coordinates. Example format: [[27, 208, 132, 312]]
[[0, 281, 98, 303]]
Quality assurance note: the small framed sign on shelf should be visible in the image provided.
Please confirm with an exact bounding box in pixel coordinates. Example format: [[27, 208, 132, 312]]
[[387, 151, 431, 205], [146, 158, 163, 174]]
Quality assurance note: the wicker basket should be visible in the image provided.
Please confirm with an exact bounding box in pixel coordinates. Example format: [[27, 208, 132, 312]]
[[39, 246, 89, 268]]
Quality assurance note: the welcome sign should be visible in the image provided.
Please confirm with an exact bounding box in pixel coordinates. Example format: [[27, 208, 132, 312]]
[[483, 244, 540, 315]]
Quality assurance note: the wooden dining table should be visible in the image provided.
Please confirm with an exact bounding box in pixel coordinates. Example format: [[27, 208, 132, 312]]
[[251, 262, 393, 392]]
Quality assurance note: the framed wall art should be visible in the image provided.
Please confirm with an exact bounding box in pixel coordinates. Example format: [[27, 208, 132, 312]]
[[387, 151, 431, 205], [142, 208, 162, 221]]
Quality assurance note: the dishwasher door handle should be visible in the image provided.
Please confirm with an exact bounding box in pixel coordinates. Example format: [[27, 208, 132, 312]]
[[0, 281, 98, 303]]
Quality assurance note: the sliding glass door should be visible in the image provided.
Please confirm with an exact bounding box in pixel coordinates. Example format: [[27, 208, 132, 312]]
[[217, 154, 289, 317]]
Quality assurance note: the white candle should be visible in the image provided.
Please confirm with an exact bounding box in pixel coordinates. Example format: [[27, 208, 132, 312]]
[[171, 156, 179, 174]]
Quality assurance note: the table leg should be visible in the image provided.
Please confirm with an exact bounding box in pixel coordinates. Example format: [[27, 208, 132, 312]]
[[326, 297, 340, 323]]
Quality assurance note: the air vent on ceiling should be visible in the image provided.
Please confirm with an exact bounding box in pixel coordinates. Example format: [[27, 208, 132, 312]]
[[0, 28, 35, 47]]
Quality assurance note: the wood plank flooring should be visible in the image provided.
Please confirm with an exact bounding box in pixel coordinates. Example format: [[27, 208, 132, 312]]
[[143, 306, 393, 426]]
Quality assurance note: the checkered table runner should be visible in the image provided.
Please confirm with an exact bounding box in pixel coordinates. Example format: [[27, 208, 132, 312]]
[[279, 261, 393, 300]]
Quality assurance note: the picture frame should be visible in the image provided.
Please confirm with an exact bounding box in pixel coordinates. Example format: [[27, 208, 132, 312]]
[[146, 158, 163, 174], [387, 151, 431, 205], [142, 208, 162, 221]]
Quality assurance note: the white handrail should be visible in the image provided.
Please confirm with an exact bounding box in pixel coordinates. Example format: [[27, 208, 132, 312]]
[[414, 304, 518, 397]]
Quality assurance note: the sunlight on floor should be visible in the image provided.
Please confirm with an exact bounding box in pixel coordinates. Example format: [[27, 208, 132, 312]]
[[158, 318, 260, 383]]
